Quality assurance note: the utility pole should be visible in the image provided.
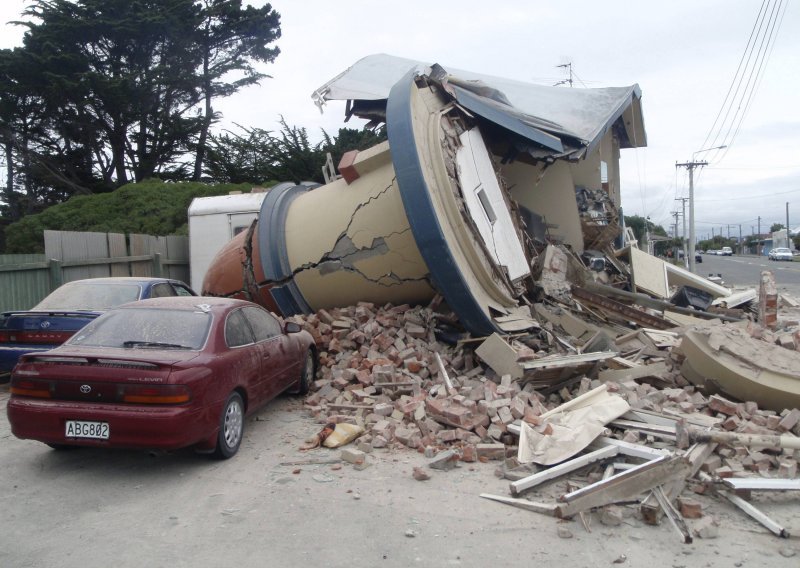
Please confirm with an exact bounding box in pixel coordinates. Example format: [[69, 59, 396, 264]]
[[671, 211, 680, 258], [739, 225, 742, 254], [676, 197, 689, 268], [787, 202, 791, 248], [677, 145, 725, 271], [726, 224, 731, 240], [676, 160, 707, 272], [758, 216, 762, 255]]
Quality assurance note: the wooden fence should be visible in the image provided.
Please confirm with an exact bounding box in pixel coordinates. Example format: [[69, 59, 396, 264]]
[[0, 230, 189, 312]]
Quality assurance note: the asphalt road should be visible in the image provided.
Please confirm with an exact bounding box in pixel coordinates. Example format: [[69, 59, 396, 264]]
[[692, 253, 800, 298]]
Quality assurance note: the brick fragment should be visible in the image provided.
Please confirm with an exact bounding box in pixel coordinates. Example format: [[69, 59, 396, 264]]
[[708, 394, 739, 416], [429, 449, 459, 471], [677, 497, 703, 519], [778, 409, 800, 432], [476, 443, 505, 460], [341, 448, 366, 465]]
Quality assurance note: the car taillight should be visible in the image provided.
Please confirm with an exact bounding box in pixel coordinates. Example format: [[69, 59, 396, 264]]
[[12, 330, 75, 344], [10, 378, 52, 398], [0, 330, 12, 343], [120, 384, 191, 404]]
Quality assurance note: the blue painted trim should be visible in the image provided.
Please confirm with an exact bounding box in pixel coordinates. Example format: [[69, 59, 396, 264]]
[[257, 182, 315, 315], [386, 71, 497, 337]]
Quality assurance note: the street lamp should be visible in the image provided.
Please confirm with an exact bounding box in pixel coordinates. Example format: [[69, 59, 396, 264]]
[[677, 145, 727, 272]]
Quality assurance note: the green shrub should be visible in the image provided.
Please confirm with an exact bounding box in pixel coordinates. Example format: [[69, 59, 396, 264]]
[[4, 179, 258, 253]]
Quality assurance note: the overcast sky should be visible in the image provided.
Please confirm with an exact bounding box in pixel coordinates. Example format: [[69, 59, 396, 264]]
[[2, 0, 798, 238]]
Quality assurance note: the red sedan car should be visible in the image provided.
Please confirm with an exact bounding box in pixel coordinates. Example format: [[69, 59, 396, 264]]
[[7, 297, 315, 459]]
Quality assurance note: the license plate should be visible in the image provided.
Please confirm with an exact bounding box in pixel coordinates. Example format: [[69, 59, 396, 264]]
[[65, 420, 110, 440]]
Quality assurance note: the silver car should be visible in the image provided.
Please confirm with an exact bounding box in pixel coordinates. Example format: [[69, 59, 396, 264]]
[[768, 247, 793, 261]]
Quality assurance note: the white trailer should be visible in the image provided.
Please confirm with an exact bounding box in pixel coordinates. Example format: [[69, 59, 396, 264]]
[[187, 191, 268, 290]]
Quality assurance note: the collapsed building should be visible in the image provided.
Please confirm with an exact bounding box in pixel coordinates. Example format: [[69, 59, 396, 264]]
[[197, 55, 800, 540], [202, 54, 646, 335]]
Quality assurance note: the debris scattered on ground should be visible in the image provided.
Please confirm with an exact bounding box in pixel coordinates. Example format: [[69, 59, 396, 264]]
[[289, 251, 800, 545]]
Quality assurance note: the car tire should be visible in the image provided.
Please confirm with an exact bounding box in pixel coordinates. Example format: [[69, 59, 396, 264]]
[[212, 392, 244, 460], [296, 349, 315, 396]]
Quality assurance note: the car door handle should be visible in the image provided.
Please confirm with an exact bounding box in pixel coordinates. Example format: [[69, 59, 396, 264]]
[[263, 352, 272, 359]]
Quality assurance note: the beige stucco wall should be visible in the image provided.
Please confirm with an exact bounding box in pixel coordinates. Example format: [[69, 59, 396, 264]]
[[284, 145, 435, 310]]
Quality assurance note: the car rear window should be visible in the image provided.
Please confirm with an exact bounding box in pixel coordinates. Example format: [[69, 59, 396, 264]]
[[34, 283, 142, 310], [69, 308, 211, 350]]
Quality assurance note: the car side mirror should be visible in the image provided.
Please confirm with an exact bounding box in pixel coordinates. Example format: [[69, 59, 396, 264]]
[[284, 321, 302, 334]]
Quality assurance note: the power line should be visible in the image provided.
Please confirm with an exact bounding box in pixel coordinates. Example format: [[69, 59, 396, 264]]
[[698, 0, 786, 164], [695, 187, 800, 202]]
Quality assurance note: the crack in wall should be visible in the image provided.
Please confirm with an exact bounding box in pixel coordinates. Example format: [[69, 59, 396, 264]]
[[331, 180, 396, 247], [213, 181, 429, 300]]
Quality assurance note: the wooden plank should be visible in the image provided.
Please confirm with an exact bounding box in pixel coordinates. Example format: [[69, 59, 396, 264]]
[[434, 353, 456, 393], [582, 281, 742, 322], [722, 478, 800, 491], [718, 490, 790, 538], [572, 286, 675, 330], [556, 456, 690, 518], [590, 436, 672, 460], [520, 351, 617, 371], [480, 494, 557, 516], [652, 486, 693, 544], [610, 419, 676, 437], [622, 409, 679, 427], [640, 442, 716, 525], [108, 233, 129, 277], [509, 446, 619, 496]]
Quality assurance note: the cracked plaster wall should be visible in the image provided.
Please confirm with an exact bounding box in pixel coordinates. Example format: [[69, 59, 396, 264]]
[[284, 151, 435, 310]]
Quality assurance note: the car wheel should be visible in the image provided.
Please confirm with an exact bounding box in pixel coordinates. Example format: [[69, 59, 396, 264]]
[[297, 349, 315, 396], [212, 392, 244, 460]]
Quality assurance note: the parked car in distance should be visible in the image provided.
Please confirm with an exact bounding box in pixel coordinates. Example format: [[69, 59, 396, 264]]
[[0, 277, 195, 382], [695, 253, 702, 263], [7, 297, 316, 459], [768, 247, 794, 261], [721, 247, 733, 256]]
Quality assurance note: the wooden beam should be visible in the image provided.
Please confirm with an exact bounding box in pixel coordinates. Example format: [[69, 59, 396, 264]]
[[590, 436, 672, 460], [520, 351, 618, 371], [652, 486, 693, 544], [555, 456, 690, 518], [722, 478, 800, 492], [640, 442, 716, 525], [509, 446, 619, 496], [572, 286, 675, 330], [718, 490, 790, 538], [480, 494, 557, 516]]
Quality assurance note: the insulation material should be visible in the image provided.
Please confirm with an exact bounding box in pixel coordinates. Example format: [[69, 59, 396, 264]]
[[518, 386, 630, 465]]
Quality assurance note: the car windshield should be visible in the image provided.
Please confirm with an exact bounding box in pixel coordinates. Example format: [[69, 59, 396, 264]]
[[34, 282, 142, 311], [69, 308, 211, 350]]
